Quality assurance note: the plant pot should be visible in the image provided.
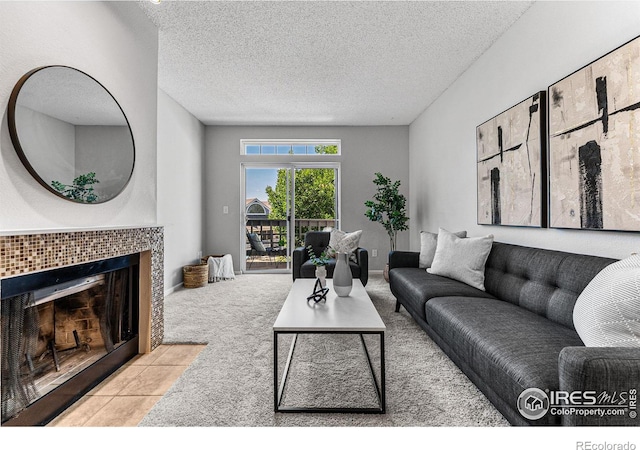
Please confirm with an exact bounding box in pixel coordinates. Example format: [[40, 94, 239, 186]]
[[315, 265, 327, 287], [383, 263, 390, 283]]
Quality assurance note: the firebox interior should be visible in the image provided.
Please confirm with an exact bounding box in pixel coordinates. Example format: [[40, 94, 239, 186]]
[[1, 254, 139, 426]]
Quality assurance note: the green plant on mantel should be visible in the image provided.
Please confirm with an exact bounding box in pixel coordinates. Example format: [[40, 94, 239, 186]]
[[364, 172, 409, 252], [51, 172, 100, 203]]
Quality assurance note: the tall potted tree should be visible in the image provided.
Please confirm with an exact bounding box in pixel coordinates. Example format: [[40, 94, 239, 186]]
[[364, 172, 409, 281]]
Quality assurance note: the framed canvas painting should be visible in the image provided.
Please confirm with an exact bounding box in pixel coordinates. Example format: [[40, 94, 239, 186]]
[[476, 92, 547, 227], [548, 35, 640, 231]]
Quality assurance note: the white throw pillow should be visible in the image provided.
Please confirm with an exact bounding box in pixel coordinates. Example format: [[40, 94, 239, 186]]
[[573, 255, 640, 347], [427, 228, 494, 291], [419, 229, 467, 268], [327, 229, 362, 259]]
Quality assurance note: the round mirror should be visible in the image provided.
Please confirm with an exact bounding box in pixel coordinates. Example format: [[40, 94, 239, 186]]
[[8, 66, 135, 204]]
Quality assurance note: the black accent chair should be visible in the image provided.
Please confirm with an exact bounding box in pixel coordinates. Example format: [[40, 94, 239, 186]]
[[292, 231, 368, 286]]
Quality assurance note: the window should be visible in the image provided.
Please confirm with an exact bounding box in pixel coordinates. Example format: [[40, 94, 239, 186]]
[[247, 203, 267, 215], [246, 199, 270, 217], [241, 139, 341, 156]]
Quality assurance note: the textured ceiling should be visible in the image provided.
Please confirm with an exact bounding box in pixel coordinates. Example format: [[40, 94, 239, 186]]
[[139, 1, 533, 126]]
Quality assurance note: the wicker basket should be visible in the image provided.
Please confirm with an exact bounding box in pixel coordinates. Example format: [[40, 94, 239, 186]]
[[183, 263, 208, 288], [200, 254, 224, 263]]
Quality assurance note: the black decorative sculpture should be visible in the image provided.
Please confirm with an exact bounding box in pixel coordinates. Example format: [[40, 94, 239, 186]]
[[306, 278, 329, 303]]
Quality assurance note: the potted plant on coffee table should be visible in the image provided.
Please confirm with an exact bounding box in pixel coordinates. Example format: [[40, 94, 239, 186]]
[[364, 172, 409, 282], [307, 245, 330, 287]]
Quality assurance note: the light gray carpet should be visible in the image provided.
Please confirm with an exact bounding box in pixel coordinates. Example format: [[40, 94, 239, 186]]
[[139, 273, 509, 426]]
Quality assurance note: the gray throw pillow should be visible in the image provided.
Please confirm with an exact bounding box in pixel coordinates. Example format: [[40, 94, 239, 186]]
[[419, 229, 467, 268], [427, 228, 494, 291], [326, 229, 362, 261], [573, 255, 640, 347]]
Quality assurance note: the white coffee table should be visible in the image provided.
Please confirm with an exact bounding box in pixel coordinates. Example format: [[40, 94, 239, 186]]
[[273, 278, 386, 413]]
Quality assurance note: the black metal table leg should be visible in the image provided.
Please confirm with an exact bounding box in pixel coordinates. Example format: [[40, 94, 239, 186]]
[[380, 332, 386, 413], [274, 331, 386, 414], [273, 331, 278, 411]]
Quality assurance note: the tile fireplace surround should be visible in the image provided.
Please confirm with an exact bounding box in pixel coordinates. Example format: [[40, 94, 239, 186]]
[[0, 226, 164, 351]]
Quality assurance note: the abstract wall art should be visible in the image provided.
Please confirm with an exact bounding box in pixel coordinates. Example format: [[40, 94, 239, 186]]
[[476, 92, 546, 227], [548, 36, 640, 231]]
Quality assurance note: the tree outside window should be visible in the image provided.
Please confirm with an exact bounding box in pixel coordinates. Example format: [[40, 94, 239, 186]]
[[266, 145, 337, 246]]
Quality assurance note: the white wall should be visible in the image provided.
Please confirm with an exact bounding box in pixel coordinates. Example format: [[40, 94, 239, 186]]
[[410, 1, 640, 259], [157, 90, 205, 293], [206, 126, 409, 271], [0, 1, 158, 231]]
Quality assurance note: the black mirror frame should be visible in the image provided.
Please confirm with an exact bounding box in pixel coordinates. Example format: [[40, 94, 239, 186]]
[[7, 65, 136, 204]]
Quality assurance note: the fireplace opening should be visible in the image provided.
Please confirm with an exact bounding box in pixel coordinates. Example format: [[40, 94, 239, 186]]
[[1, 254, 140, 426]]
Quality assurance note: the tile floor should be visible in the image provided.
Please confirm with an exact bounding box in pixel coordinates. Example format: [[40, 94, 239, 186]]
[[48, 344, 206, 427]]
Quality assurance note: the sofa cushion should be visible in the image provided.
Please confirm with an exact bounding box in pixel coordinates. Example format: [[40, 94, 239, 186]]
[[427, 229, 494, 291], [425, 296, 584, 424], [484, 243, 616, 329], [389, 268, 495, 321], [327, 229, 362, 260], [418, 229, 467, 268], [300, 259, 361, 280]]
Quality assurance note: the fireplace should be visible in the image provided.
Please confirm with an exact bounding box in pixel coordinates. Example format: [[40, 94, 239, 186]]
[[0, 226, 164, 427], [1, 255, 140, 425]]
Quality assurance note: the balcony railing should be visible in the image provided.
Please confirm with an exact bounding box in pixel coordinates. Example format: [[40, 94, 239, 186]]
[[245, 218, 337, 254]]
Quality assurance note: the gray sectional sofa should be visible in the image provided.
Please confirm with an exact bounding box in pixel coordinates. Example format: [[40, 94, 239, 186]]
[[389, 242, 640, 426]]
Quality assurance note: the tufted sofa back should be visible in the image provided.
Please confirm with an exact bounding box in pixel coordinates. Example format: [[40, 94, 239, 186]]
[[484, 242, 616, 330]]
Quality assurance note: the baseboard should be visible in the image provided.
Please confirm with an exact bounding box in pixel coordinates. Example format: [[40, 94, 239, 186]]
[[369, 270, 384, 275], [165, 283, 183, 296], [165, 272, 242, 294]]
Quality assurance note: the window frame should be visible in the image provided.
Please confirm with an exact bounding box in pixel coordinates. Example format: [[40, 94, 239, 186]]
[[240, 139, 341, 156]]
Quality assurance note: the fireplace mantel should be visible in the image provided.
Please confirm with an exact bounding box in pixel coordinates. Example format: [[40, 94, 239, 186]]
[[0, 226, 164, 351], [0, 224, 158, 237]]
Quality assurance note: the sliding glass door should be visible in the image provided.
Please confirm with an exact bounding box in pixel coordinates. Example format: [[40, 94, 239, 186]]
[[243, 166, 291, 272], [242, 163, 339, 273], [290, 165, 339, 249]]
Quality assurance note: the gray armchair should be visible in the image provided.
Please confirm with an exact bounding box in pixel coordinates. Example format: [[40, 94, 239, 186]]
[[292, 231, 368, 286]]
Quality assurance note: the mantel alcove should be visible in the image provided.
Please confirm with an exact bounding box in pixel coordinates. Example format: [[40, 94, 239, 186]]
[[0, 227, 163, 350]]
